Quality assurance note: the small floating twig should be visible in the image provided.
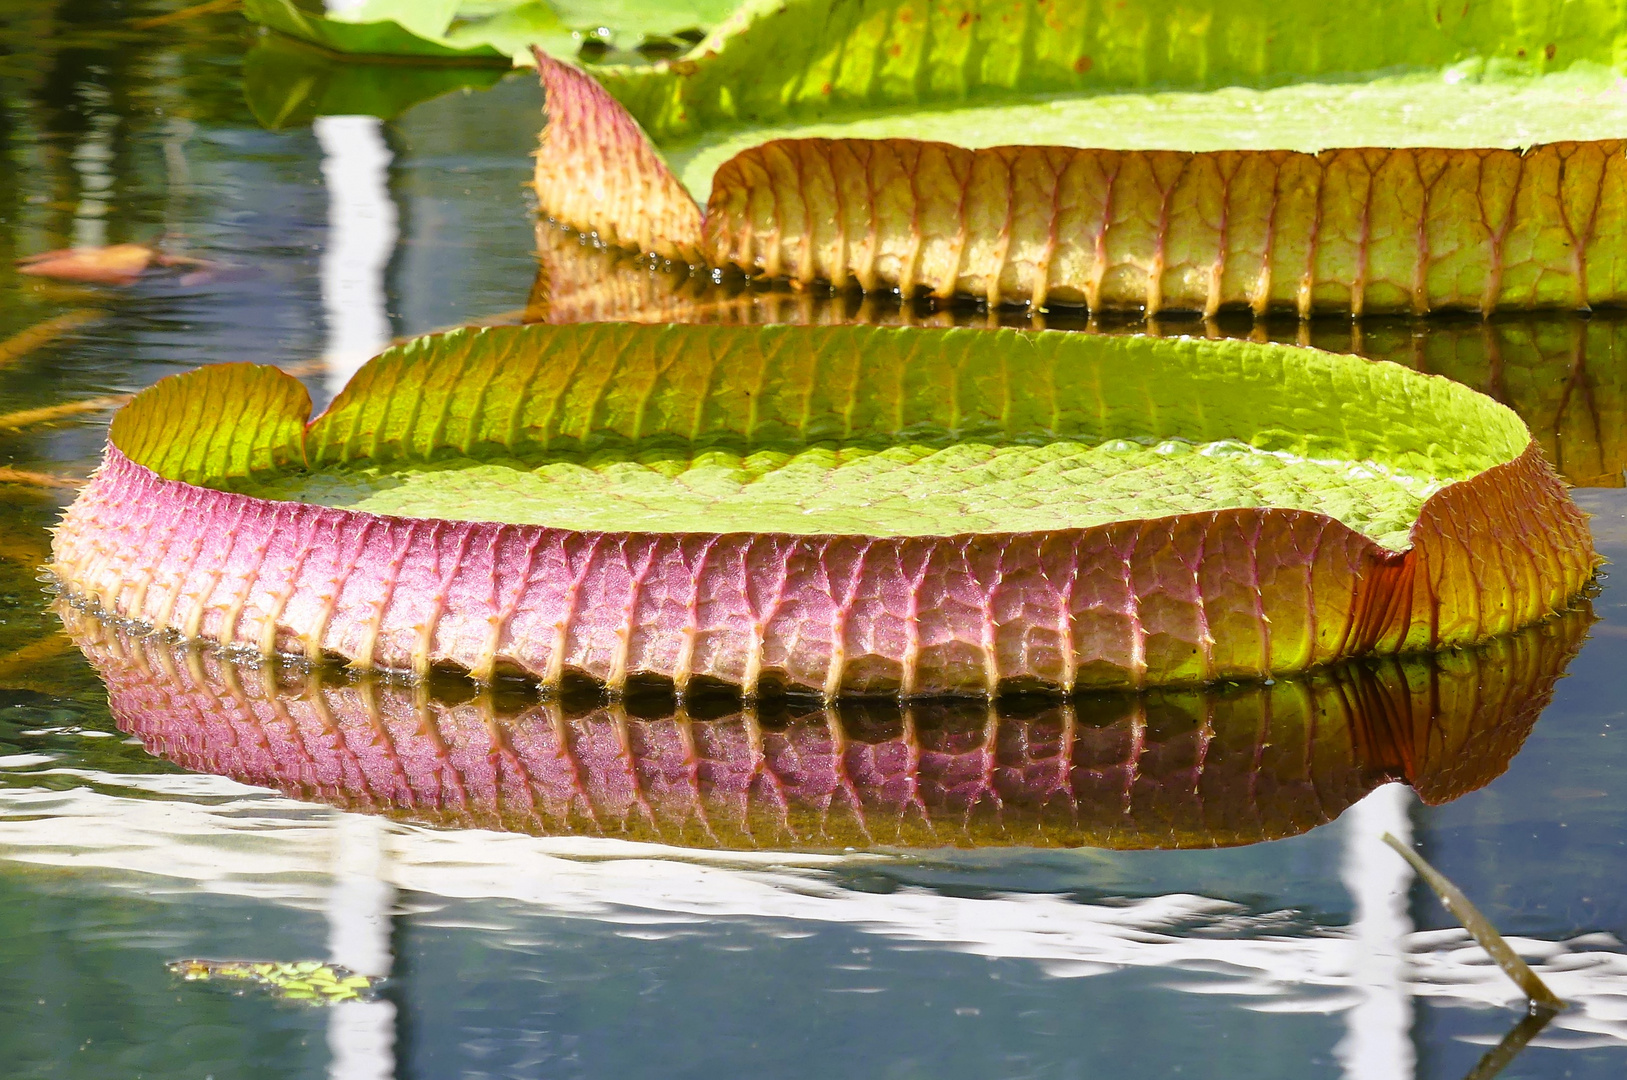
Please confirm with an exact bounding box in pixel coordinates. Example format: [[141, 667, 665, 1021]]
[[0, 310, 103, 369], [0, 394, 132, 431], [1382, 832, 1566, 1012], [276, 359, 329, 378], [0, 632, 72, 681]]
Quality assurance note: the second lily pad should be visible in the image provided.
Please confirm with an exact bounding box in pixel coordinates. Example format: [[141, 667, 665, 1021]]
[[50, 323, 1595, 696]]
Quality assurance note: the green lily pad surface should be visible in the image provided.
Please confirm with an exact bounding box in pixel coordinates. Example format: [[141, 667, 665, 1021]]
[[53, 323, 1595, 694], [601, 0, 1627, 139], [168, 959, 381, 1004]]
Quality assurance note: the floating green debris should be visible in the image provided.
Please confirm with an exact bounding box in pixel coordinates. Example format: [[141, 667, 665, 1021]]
[[167, 959, 382, 1004]]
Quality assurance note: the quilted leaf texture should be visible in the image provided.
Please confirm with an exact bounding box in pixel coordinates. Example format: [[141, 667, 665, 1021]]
[[65, 601, 1591, 850], [596, 0, 1627, 141], [530, 221, 1627, 489], [50, 323, 1596, 696], [536, 53, 1627, 314]]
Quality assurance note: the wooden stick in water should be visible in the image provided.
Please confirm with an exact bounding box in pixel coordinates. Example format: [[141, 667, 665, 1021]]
[[130, 0, 241, 30], [0, 310, 102, 369], [1382, 832, 1566, 1012]]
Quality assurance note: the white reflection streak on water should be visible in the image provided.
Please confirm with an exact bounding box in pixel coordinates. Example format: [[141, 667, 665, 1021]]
[[327, 812, 398, 1080], [1337, 784, 1416, 1079], [71, 78, 117, 250], [4, 781, 1626, 1047], [316, 114, 397, 394]]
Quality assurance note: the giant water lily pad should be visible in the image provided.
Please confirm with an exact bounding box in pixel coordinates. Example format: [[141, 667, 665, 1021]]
[[66, 601, 1591, 849], [50, 323, 1595, 696], [533, 0, 1627, 314]]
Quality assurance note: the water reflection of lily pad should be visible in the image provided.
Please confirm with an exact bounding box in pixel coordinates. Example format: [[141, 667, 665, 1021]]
[[68, 601, 1591, 851]]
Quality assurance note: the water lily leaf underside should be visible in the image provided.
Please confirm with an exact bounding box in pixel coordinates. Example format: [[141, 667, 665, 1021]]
[[536, 50, 1627, 314], [53, 325, 1594, 696], [70, 603, 1591, 850]]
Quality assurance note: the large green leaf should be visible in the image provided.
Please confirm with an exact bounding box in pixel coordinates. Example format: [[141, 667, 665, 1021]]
[[243, 0, 737, 66], [243, 0, 512, 61], [598, 0, 1627, 140], [538, 56, 1627, 315], [240, 325, 1519, 547], [532, 2, 1627, 315], [52, 324, 1595, 694], [67, 601, 1595, 850]]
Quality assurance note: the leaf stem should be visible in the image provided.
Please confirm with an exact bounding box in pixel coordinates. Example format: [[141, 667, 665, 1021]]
[[1381, 832, 1566, 1012]]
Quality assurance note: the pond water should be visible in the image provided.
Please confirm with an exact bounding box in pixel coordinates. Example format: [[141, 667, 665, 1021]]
[[1, 6, 1625, 1080]]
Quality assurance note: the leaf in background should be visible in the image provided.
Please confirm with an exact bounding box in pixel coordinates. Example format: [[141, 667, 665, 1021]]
[[243, 32, 507, 128], [242, 0, 740, 65], [438, 0, 579, 61], [15, 246, 209, 286], [168, 959, 381, 1004], [547, 0, 738, 48], [597, 0, 1627, 140], [242, 0, 511, 61], [51, 323, 1596, 695], [340, 0, 464, 41], [535, 47, 1627, 315]]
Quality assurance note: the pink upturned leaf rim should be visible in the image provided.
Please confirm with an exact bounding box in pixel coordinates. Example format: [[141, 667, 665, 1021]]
[[64, 597, 1593, 851], [50, 321, 1598, 698]]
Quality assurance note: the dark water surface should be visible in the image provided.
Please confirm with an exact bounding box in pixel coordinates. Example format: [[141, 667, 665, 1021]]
[[1, 5, 1626, 1079]]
